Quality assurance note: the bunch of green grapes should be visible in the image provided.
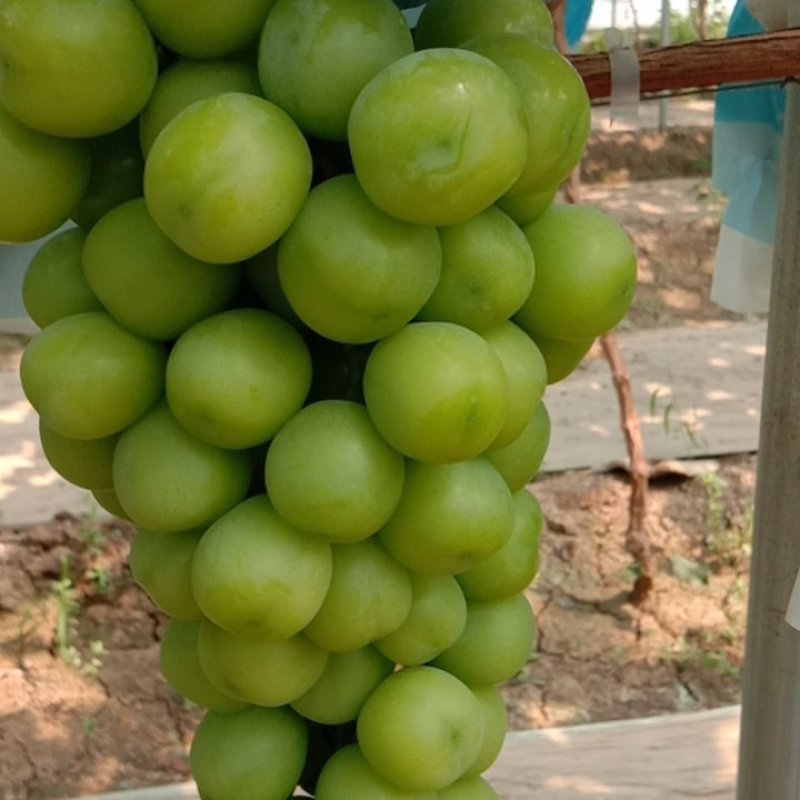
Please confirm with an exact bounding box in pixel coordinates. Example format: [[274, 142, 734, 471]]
[[2, 0, 637, 797]]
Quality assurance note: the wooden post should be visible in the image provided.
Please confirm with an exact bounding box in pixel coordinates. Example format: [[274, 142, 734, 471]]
[[736, 3, 800, 796]]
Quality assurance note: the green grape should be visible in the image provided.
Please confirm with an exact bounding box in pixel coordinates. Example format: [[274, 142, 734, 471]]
[[363, 322, 509, 464], [82, 199, 240, 341], [432, 594, 536, 686], [357, 667, 483, 792], [38, 420, 116, 491], [291, 647, 393, 725], [416, 207, 534, 333], [375, 573, 467, 666], [165, 308, 312, 449], [486, 402, 551, 493], [379, 459, 514, 576], [258, 0, 413, 141], [265, 400, 405, 543], [190, 706, 307, 800], [160, 619, 247, 712], [197, 619, 328, 708], [129, 528, 204, 620], [22, 229, 102, 328], [139, 58, 262, 156], [20, 312, 165, 440], [112, 403, 251, 533], [191, 495, 332, 641], [457, 489, 543, 601], [304, 538, 412, 653]]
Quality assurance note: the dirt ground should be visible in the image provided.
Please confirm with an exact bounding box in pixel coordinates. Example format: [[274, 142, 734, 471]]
[[0, 126, 758, 799]]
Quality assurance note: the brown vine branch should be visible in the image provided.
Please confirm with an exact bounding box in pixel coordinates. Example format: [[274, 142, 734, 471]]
[[570, 28, 800, 101], [600, 332, 653, 607], [551, 10, 653, 607]]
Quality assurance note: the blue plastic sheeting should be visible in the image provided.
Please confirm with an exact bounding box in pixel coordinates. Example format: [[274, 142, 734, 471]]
[[566, 0, 594, 50], [710, 0, 787, 313]]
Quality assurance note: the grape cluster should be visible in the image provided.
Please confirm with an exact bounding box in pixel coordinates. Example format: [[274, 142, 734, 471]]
[[2, 0, 638, 798]]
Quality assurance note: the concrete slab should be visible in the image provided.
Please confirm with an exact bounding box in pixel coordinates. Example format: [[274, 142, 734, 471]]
[[542, 321, 765, 473], [486, 706, 738, 800], [0, 366, 97, 527]]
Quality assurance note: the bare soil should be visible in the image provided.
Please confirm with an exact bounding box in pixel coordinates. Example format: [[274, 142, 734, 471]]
[[513, 456, 752, 730], [582, 127, 713, 185], [0, 125, 759, 799]]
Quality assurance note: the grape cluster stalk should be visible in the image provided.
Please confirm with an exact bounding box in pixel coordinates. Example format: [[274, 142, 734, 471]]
[[1, 0, 638, 797]]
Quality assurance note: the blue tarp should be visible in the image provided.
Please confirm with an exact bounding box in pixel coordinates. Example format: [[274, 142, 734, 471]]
[[710, 0, 787, 312], [566, 0, 594, 50]]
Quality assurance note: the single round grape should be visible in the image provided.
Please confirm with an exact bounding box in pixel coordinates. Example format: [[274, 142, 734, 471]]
[[91, 487, 131, 520], [483, 322, 548, 449], [0, 0, 157, 138], [515, 205, 638, 340], [464, 685, 508, 777], [197, 619, 328, 707], [439, 775, 500, 799], [457, 489, 543, 601], [379, 459, 514, 576], [139, 58, 262, 157], [432, 594, 536, 686], [39, 420, 116, 491], [357, 667, 483, 792], [144, 93, 312, 264], [528, 332, 595, 384], [416, 206, 534, 333], [304, 538, 412, 653], [258, 0, 413, 141], [277, 174, 441, 344], [0, 104, 90, 244], [134, 0, 278, 59], [129, 528, 204, 620], [291, 647, 393, 725], [485, 402, 551, 493], [414, 0, 554, 49], [20, 312, 165, 440], [466, 35, 590, 197], [83, 199, 240, 341], [496, 185, 558, 227], [190, 706, 307, 800], [348, 48, 528, 226], [265, 400, 405, 543], [191, 495, 332, 641], [375, 573, 467, 666], [315, 745, 437, 800], [22, 229, 103, 328], [160, 619, 246, 712], [363, 322, 509, 463], [165, 309, 312, 449], [112, 403, 251, 532]]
